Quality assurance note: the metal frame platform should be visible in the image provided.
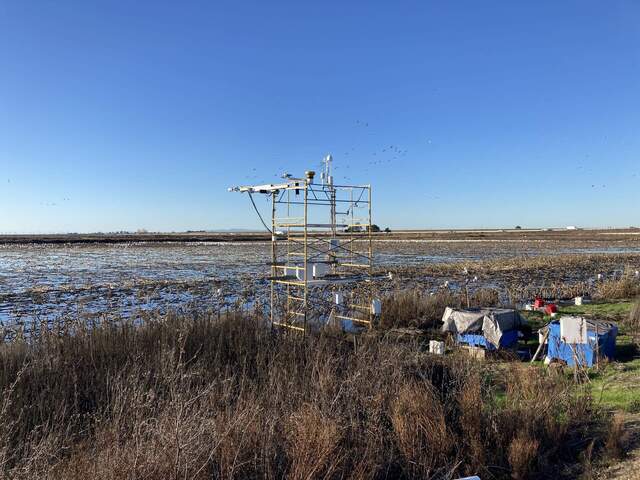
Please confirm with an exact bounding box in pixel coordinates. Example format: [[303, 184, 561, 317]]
[[230, 155, 381, 333]]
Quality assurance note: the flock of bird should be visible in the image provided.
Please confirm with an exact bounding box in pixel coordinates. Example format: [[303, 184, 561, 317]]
[[6, 129, 640, 203], [241, 120, 424, 184]]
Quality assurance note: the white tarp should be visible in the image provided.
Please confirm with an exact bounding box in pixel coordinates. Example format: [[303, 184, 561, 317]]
[[560, 316, 589, 344], [441, 307, 526, 346]]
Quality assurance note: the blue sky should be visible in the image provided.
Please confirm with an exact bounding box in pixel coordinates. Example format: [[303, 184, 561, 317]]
[[1, 1, 639, 233]]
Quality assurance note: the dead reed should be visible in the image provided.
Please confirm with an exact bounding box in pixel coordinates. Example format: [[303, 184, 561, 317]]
[[380, 288, 502, 330], [595, 277, 640, 300], [627, 298, 640, 342], [0, 311, 615, 479], [387, 253, 640, 304], [380, 290, 462, 329]]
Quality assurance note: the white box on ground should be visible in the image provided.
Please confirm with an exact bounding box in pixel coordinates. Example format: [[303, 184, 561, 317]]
[[574, 296, 583, 306], [560, 316, 588, 344], [429, 340, 445, 355]]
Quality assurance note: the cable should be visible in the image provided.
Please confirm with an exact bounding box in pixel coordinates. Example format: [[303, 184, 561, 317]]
[[248, 191, 273, 234], [353, 187, 366, 207]]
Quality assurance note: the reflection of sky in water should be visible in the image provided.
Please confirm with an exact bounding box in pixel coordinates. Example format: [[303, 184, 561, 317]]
[[1, 240, 639, 327], [0, 242, 270, 295]]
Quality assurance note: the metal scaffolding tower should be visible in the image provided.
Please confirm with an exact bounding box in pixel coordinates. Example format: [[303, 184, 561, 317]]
[[230, 154, 381, 333]]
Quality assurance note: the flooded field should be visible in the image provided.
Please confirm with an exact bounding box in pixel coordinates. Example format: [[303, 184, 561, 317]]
[[1, 239, 640, 331]]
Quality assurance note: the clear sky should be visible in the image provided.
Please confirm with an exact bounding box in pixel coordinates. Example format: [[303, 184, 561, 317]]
[[1, 1, 639, 233]]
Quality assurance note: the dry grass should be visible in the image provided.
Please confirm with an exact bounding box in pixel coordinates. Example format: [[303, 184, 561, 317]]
[[0, 311, 618, 479], [388, 254, 640, 304], [629, 298, 640, 341], [391, 383, 454, 478], [596, 277, 640, 300], [380, 288, 503, 330], [604, 413, 629, 461], [380, 290, 462, 329]]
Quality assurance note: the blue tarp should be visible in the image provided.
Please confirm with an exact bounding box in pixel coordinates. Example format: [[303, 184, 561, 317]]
[[544, 319, 617, 367], [457, 329, 520, 350]]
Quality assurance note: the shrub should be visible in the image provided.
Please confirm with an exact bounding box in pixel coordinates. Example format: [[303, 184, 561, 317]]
[[604, 413, 628, 460]]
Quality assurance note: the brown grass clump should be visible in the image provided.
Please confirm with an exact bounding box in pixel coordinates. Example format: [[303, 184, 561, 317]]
[[470, 288, 501, 307], [391, 383, 454, 478], [379, 287, 504, 330], [287, 404, 344, 480], [508, 433, 540, 480], [0, 311, 615, 479], [626, 298, 640, 341], [457, 372, 485, 474], [380, 289, 462, 329], [604, 412, 629, 461], [596, 277, 640, 300]]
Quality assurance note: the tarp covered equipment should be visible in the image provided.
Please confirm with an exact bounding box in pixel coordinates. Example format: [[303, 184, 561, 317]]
[[540, 317, 617, 367], [441, 307, 527, 348]]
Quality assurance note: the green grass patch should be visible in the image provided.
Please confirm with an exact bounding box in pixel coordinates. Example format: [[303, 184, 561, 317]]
[[520, 300, 640, 413], [589, 358, 640, 412], [559, 301, 633, 320]]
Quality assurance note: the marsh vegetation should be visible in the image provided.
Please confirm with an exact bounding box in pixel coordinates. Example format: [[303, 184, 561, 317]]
[[0, 312, 623, 479]]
